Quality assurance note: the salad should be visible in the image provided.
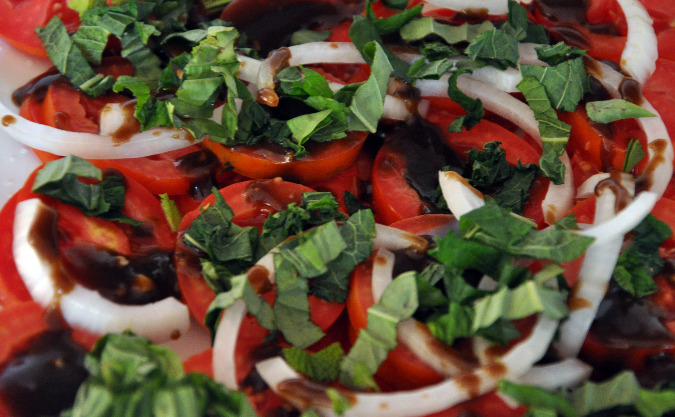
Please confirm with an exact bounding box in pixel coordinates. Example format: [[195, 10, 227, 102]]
[[0, 0, 674, 416]]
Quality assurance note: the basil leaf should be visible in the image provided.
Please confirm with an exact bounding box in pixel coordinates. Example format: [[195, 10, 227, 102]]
[[623, 138, 647, 173], [64, 333, 255, 417], [400, 17, 493, 45], [339, 271, 418, 389], [586, 99, 656, 123], [159, 194, 181, 233], [366, 3, 423, 35], [36, 17, 114, 97], [613, 215, 671, 297], [465, 28, 520, 70], [517, 76, 571, 184], [290, 29, 331, 45], [520, 57, 589, 112], [32, 155, 140, 225], [446, 69, 484, 132], [349, 14, 410, 81], [283, 343, 344, 382]]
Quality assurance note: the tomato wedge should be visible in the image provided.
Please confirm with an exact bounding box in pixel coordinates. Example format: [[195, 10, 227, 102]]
[[176, 178, 337, 324], [203, 131, 367, 183], [0, 0, 80, 57]]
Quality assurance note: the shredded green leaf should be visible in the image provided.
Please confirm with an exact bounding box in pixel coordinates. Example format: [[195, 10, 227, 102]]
[[586, 99, 656, 124]]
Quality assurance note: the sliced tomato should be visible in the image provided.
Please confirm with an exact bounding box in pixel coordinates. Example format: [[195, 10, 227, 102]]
[[203, 131, 367, 183], [0, 160, 177, 329], [651, 197, 675, 257], [425, 392, 527, 417], [0, 0, 80, 57], [176, 178, 329, 325], [183, 348, 214, 378], [644, 59, 675, 171], [371, 140, 434, 225]]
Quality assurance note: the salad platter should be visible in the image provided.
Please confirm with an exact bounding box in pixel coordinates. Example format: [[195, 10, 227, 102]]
[[0, 0, 674, 416]]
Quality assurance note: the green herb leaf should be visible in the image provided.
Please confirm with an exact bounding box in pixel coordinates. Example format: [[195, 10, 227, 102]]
[[290, 29, 331, 45], [613, 214, 672, 297], [446, 69, 484, 132], [339, 271, 418, 390], [520, 56, 589, 112], [366, 3, 423, 36], [400, 17, 493, 45], [349, 14, 410, 81], [32, 155, 141, 225], [159, 194, 181, 233], [623, 138, 647, 173], [283, 343, 345, 382], [517, 76, 572, 184], [36, 17, 114, 97], [465, 28, 520, 70], [64, 332, 255, 417], [586, 99, 656, 123]]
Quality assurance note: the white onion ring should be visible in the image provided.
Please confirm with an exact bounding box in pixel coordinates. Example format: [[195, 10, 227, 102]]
[[438, 170, 485, 219], [212, 298, 248, 390], [12, 198, 190, 342], [256, 314, 558, 417], [512, 358, 592, 390], [617, 0, 657, 85]]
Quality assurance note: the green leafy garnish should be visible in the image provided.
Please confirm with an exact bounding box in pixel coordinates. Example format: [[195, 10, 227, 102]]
[[349, 14, 410, 81], [283, 343, 345, 382], [466, 141, 540, 213], [464, 28, 520, 70], [339, 271, 418, 390], [400, 17, 493, 45], [517, 76, 572, 184], [32, 155, 141, 225], [61, 332, 255, 417], [366, 3, 423, 36], [446, 69, 484, 132], [520, 52, 589, 112], [586, 99, 656, 124], [613, 214, 672, 297], [159, 193, 181, 233], [499, 371, 675, 417], [623, 138, 647, 172]]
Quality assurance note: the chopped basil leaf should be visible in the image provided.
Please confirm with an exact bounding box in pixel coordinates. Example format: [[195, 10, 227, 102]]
[[517, 76, 572, 184], [467, 141, 540, 213], [159, 193, 181, 232], [465, 28, 520, 70], [36, 17, 114, 97], [349, 14, 411, 81], [586, 99, 656, 124], [555, 213, 580, 231], [623, 138, 647, 172], [62, 332, 255, 417], [380, 0, 409, 11], [501, 0, 529, 41], [400, 17, 493, 45], [500, 371, 675, 417], [339, 271, 418, 390], [520, 56, 589, 112], [282, 343, 345, 382], [32, 155, 141, 225], [446, 69, 484, 132], [366, 3, 423, 36], [613, 214, 671, 297]]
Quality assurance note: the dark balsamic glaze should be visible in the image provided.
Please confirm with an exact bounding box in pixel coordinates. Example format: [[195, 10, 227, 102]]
[[386, 119, 465, 210], [175, 147, 223, 202], [220, 0, 365, 54], [0, 330, 88, 417], [11, 69, 63, 106], [59, 243, 179, 305]]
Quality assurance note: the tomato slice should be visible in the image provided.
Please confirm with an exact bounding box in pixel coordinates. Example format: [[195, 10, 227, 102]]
[[203, 131, 367, 183], [183, 348, 214, 378], [176, 178, 317, 324], [0, 0, 80, 57]]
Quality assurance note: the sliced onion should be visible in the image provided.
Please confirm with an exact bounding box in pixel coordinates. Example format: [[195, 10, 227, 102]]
[[586, 58, 673, 198], [256, 314, 558, 417], [555, 187, 643, 358], [371, 248, 395, 302], [12, 198, 190, 342], [288, 42, 365, 67], [0, 99, 195, 159], [212, 298, 248, 390], [512, 358, 592, 390], [438, 170, 485, 219], [617, 0, 657, 84], [374, 224, 430, 252]]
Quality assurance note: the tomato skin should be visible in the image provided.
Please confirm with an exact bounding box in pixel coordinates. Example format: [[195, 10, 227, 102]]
[[0, 0, 80, 57], [183, 348, 214, 378], [176, 178, 338, 325], [203, 131, 367, 183], [371, 141, 433, 225]]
